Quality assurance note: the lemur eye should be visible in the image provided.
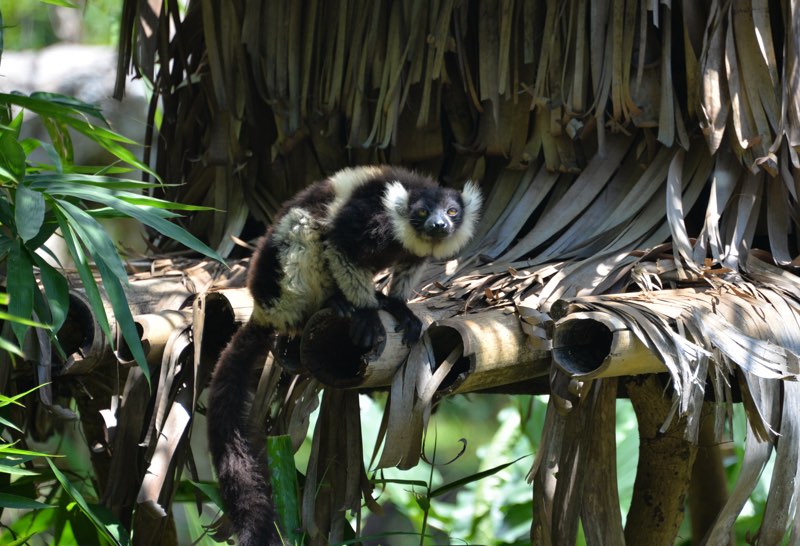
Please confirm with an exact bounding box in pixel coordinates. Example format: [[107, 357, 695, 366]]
[[446, 207, 459, 216], [416, 209, 429, 218]]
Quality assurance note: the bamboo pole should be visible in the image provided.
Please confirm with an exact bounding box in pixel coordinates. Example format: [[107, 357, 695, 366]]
[[552, 311, 665, 379]]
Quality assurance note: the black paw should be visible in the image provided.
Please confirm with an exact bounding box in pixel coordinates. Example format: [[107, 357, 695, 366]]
[[349, 307, 385, 348], [327, 293, 355, 318], [378, 295, 423, 346]]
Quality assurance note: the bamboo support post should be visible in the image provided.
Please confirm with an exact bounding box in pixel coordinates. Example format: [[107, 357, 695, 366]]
[[552, 311, 665, 379]]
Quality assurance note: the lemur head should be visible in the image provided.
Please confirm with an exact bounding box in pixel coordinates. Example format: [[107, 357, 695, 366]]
[[384, 179, 483, 259]]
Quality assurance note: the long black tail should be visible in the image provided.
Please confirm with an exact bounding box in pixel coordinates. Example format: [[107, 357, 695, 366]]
[[207, 320, 280, 545]]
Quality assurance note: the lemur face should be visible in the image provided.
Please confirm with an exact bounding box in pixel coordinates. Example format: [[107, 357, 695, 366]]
[[406, 188, 464, 240]]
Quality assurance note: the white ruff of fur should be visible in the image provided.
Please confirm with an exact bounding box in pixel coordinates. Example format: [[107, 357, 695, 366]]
[[326, 165, 385, 221], [383, 180, 483, 259]]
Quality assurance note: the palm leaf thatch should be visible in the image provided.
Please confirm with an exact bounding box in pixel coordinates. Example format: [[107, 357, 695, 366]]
[[104, 0, 800, 543]]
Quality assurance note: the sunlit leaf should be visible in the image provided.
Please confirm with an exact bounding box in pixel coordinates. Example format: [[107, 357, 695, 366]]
[[46, 459, 125, 546], [38, 0, 80, 8]]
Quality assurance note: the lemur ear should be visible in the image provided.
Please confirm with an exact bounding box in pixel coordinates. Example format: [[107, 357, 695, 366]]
[[383, 180, 410, 214], [461, 181, 483, 221]]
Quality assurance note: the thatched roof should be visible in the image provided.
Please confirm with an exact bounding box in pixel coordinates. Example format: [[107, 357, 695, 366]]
[[106, 0, 800, 544]]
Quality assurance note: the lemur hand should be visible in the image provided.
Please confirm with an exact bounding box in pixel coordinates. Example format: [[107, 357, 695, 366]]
[[327, 293, 386, 348], [378, 294, 423, 346]]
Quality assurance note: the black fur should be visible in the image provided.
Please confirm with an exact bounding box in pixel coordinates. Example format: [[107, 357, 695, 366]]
[[207, 165, 480, 545]]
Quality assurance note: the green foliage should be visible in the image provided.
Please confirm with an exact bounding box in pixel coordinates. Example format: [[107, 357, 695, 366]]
[[2, 0, 120, 50], [0, 89, 223, 383]]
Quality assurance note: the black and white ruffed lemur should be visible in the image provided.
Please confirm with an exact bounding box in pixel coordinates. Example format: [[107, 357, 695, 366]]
[[207, 165, 482, 545]]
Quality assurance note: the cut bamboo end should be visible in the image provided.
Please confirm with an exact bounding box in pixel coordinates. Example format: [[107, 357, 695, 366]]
[[60, 291, 110, 375], [428, 309, 551, 394], [552, 311, 665, 379], [300, 308, 411, 388]]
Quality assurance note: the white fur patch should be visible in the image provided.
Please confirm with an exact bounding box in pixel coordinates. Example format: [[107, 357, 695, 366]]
[[259, 208, 334, 332], [326, 165, 386, 221], [383, 180, 483, 259]]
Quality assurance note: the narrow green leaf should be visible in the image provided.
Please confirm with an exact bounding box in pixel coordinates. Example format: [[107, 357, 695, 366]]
[[0, 336, 23, 357], [267, 435, 301, 544], [56, 201, 129, 283], [0, 128, 26, 183], [0, 309, 50, 329], [0, 493, 54, 510], [40, 115, 73, 164], [0, 383, 46, 407], [0, 466, 39, 477], [15, 185, 46, 242], [44, 185, 224, 263], [31, 254, 69, 333], [52, 208, 113, 344], [27, 172, 163, 189], [0, 508, 57, 546], [95, 258, 150, 383], [38, 0, 80, 8], [46, 459, 123, 546], [0, 414, 22, 432], [7, 240, 35, 346], [185, 480, 225, 508], [428, 455, 529, 498], [7, 110, 23, 139]]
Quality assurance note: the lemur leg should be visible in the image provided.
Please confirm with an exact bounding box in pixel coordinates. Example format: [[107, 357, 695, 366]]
[[323, 246, 384, 347]]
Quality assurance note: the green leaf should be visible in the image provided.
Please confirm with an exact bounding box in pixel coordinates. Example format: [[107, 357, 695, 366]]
[[56, 201, 129, 283], [15, 185, 46, 242], [7, 240, 35, 346], [40, 115, 73, 164], [44, 184, 224, 263], [94, 258, 150, 383], [428, 455, 529, 499], [28, 92, 106, 121], [46, 459, 124, 546], [185, 480, 224, 508], [0, 493, 54, 510], [267, 435, 301, 544], [0, 127, 26, 183], [0, 383, 46, 407], [27, 172, 164, 190], [38, 0, 80, 8], [0, 466, 39, 477], [0, 336, 23, 357], [0, 509, 56, 546], [52, 208, 113, 349], [31, 254, 70, 333]]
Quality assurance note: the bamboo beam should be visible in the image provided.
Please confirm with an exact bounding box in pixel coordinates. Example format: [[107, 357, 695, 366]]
[[552, 311, 665, 379], [300, 305, 444, 388], [115, 310, 192, 366]]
